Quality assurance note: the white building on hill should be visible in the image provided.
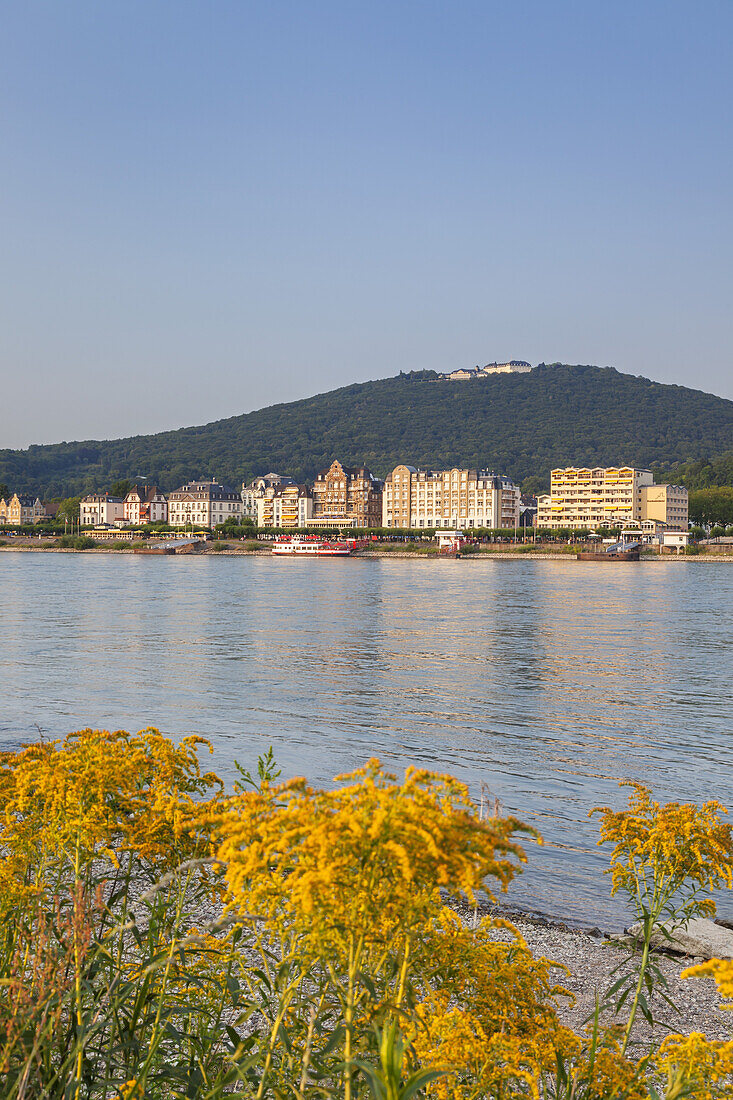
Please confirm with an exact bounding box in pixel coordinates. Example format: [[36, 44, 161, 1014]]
[[441, 360, 532, 380]]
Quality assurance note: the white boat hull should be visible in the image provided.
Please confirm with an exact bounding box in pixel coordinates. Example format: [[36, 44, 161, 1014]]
[[272, 538, 351, 557]]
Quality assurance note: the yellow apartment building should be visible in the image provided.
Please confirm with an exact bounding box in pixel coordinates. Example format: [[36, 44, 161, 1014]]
[[536, 467, 688, 530], [255, 483, 313, 528], [639, 483, 689, 530]]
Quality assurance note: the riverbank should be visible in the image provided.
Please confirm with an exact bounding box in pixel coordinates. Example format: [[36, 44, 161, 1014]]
[[488, 910, 731, 1050], [446, 899, 733, 1049], [2, 541, 733, 562]]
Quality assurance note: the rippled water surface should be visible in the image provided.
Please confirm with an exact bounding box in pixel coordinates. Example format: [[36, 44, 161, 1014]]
[[1, 552, 731, 928]]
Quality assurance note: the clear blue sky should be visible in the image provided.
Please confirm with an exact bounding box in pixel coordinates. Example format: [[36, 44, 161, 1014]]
[[2, 1, 732, 449]]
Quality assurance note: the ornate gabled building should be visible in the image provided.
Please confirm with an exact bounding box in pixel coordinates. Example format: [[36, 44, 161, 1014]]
[[310, 460, 383, 528], [123, 485, 168, 525], [1, 494, 46, 526]]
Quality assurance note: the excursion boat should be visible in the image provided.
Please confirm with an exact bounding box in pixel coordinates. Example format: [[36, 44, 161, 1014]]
[[272, 535, 352, 557]]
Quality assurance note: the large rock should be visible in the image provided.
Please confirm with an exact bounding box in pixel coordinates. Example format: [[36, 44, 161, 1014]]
[[624, 918, 733, 960]]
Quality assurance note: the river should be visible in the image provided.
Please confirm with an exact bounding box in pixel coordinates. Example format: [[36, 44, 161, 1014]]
[[1, 551, 731, 928]]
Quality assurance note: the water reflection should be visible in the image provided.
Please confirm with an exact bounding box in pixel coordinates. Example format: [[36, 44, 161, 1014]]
[[1, 553, 731, 928]]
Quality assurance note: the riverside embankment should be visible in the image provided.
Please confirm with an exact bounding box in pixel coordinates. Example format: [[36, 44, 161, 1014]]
[[2, 539, 733, 560]]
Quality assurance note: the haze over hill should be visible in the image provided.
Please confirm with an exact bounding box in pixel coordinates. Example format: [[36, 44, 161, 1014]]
[[2, 364, 733, 499]]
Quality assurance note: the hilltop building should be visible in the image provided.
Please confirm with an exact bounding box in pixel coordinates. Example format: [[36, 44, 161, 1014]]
[[310, 460, 383, 528], [382, 466, 520, 529], [80, 493, 125, 527], [441, 360, 532, 381], [0, 494, 46, 526], [536, 467, 688, 530], [168, 480, 242, 528], [123, 485, 168, 525]]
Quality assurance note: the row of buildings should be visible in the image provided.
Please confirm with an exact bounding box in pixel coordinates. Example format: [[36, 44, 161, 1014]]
[[1, 463, 689, 533], [240, 462, 520, 530], [241, 461, 688, 532]]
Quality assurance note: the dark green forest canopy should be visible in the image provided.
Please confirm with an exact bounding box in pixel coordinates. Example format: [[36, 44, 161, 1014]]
[[2, 364, 733, 498]]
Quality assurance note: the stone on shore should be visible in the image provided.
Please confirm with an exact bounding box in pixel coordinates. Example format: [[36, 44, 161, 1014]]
[[619, 918, 733, 960]]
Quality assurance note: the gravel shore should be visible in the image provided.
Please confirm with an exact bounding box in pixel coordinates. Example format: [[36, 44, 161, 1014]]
[[183, 882, 732, 1053], [469, 904, 732, 1054]]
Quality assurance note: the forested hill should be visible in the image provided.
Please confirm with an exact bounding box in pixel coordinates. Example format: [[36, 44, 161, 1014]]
[[3, 364, 733, 498]]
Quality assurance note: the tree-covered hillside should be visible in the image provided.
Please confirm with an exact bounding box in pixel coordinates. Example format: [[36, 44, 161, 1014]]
[[652, 451, 733, 489], [2, 364, 733, 498]]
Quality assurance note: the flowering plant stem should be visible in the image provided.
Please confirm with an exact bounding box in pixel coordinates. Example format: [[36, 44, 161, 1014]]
[[621, 917, 652, 1057]]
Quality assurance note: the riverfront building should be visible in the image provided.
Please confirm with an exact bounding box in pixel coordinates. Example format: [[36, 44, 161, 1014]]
[[0, 494, 46, 526], [639, 483, 689, 530], [255, 483, 313, 528], [168, 480, 243, 528], [535, 467, 688, 530], [241, 473, 296, 521], [80, 493, 125, 527], [123, 486, 168, 525], [310, 460, 383, 528], [382, 466, 521, 529]]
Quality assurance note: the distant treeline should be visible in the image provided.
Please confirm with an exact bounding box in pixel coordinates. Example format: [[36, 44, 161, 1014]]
[[1, 364, 733, 499]]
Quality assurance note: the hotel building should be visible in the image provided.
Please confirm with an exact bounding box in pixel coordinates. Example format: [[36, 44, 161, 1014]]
[[382, 466, 521, 529], [536, 467, 688, 530], [80, 493, 126, 527], [639, 483, 689, 530], [168, 480, 243, 528], [309, 460, 383, 528], [441, 361, 532, 380]]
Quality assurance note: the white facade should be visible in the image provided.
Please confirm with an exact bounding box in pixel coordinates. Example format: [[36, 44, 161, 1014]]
[[441, 361, 532, 380], [168, 480, 243, 528], [479, 361, 532, 375], [663, 531, 690, 550], [80, 494, 126, 527]]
